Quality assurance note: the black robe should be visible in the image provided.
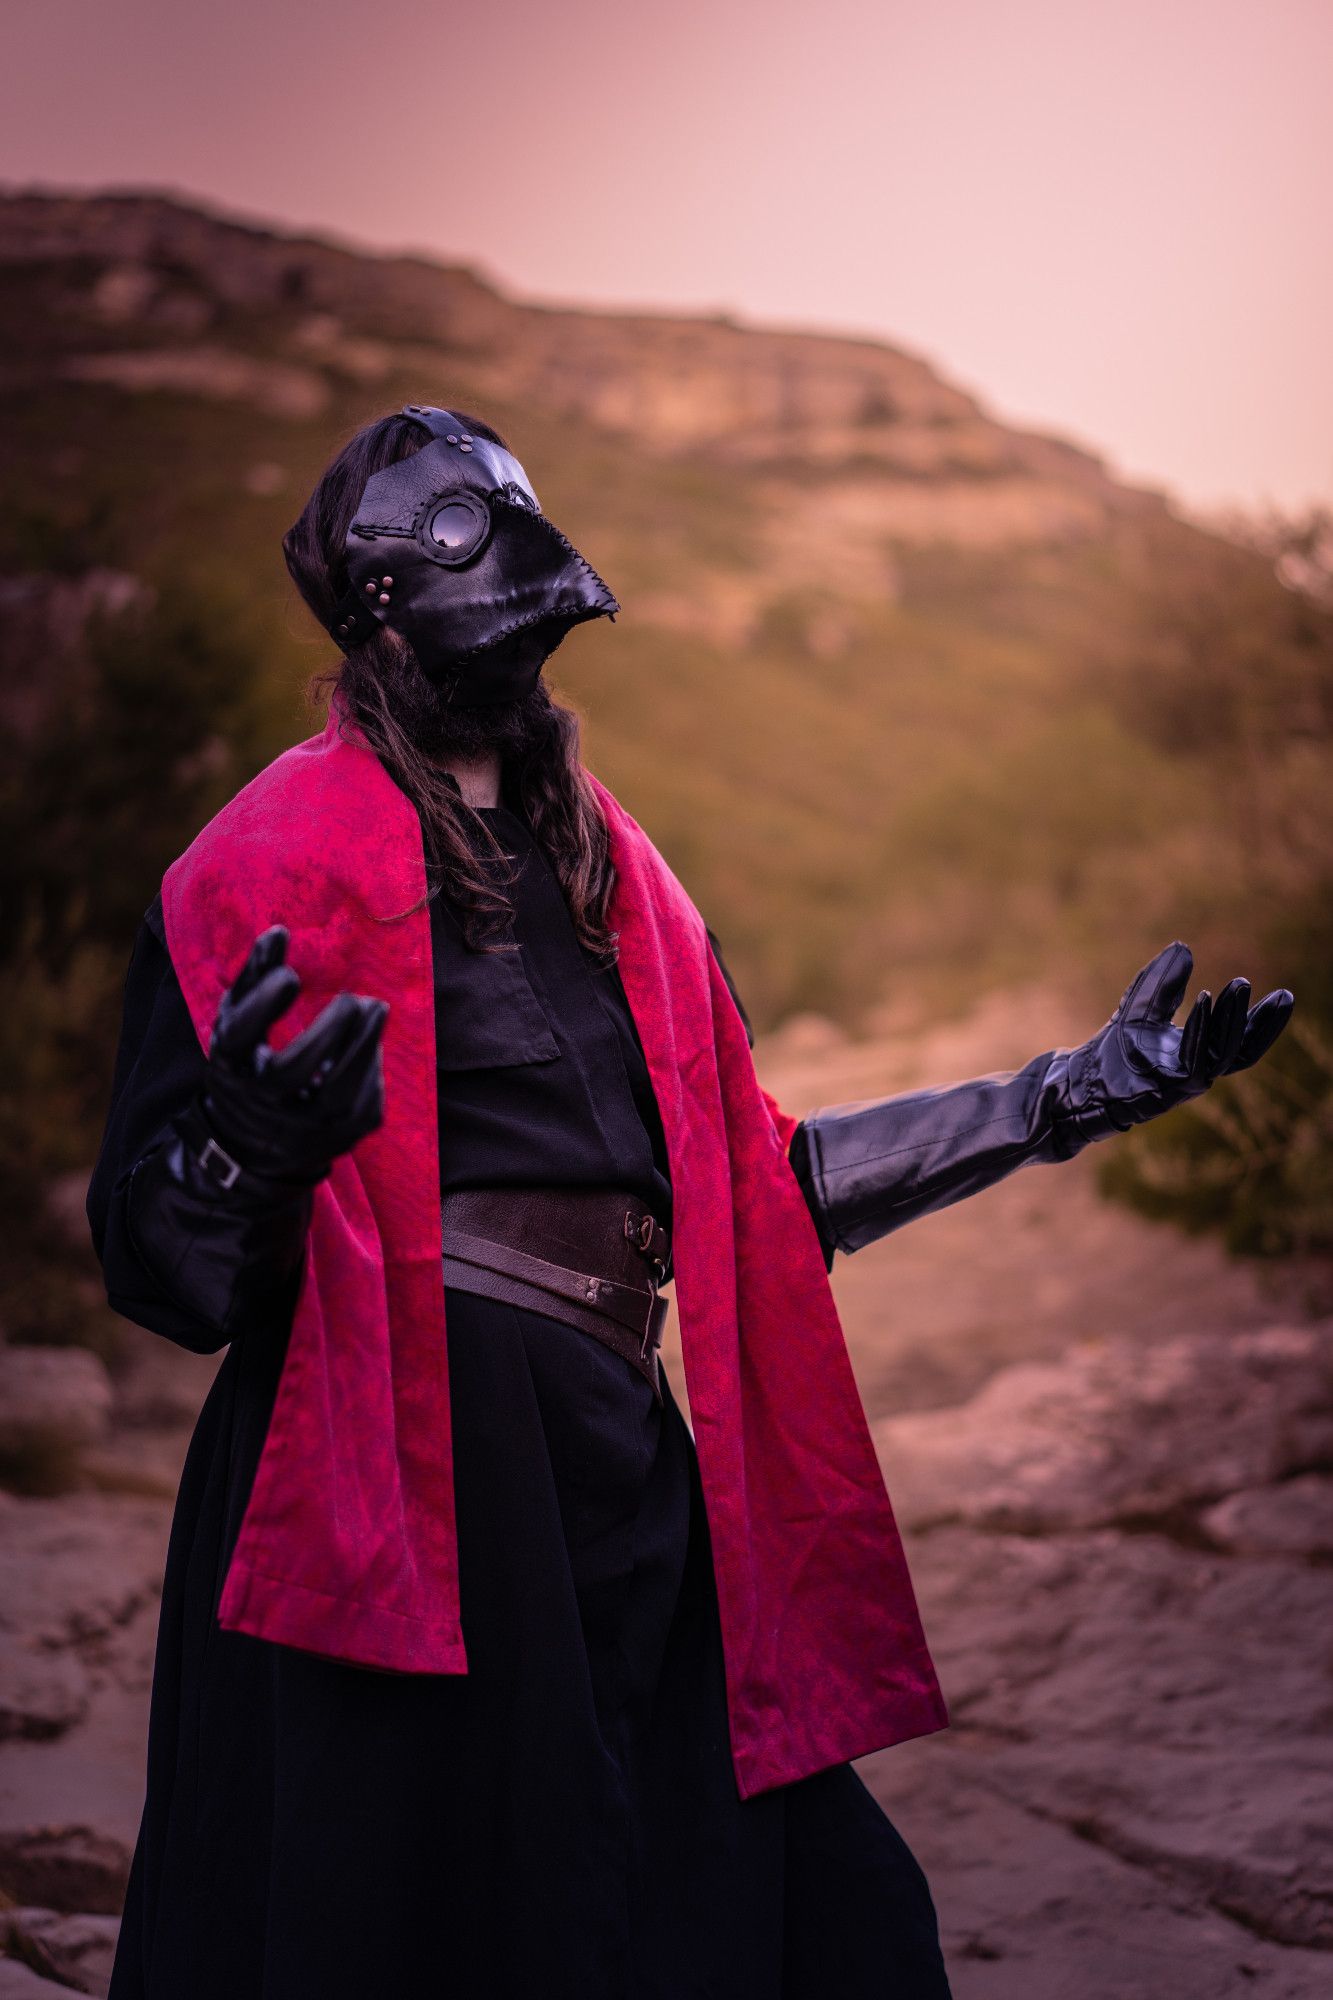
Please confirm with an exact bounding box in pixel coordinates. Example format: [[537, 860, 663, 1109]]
[[87, 796, 951, 1999]]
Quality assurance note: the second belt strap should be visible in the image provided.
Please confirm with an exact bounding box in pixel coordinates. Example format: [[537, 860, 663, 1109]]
[[439, 1189, 671, 1402]]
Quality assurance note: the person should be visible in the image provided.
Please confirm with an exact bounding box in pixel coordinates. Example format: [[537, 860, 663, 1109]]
[[86, 404, 1294, 2000]]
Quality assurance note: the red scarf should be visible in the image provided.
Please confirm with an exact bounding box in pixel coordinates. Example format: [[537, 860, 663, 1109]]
[[162, 697, 945, 1796]]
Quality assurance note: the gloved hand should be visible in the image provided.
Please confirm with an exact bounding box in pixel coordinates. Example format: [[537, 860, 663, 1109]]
[[121, 928, 389, 1344], [789, 940, 1294, 1260], [198, 926, 389, 1186], [1055, 941, 1294, 1144]]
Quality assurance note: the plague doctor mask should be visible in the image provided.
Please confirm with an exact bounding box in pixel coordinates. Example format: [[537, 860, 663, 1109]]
[[325, 405, 619, 704]]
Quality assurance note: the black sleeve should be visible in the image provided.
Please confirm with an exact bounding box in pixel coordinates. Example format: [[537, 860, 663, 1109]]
[[89, 891, 296, 1354], [786, 1122, 837, 1270], [86, 897, 319, 1353], [85, 895, 224, 1347]]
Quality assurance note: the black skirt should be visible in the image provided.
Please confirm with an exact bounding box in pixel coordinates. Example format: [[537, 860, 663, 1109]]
[[108, 1288, 950, 1999]]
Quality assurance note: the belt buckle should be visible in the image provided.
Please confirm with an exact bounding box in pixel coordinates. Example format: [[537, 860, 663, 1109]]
[[198, 1133, 243, 1190], [625, 1206, 668, 1287], [625, 1209, 654, 1253]]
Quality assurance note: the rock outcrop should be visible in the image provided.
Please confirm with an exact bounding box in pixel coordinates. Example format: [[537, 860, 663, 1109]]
[[875, 1321, 1333, 1535], [865, 1320, 1333, 1996], [0, 1351, 114, 1489], [0, 187, 1166, 549]]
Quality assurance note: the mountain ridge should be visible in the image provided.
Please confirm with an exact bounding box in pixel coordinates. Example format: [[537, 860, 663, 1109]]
[[0, 183, 1160, 538], [0, 183, 1320, 1044], [1, 183, 1328, 1330]]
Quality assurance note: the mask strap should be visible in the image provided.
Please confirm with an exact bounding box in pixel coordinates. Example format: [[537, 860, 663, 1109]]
[[400, 404, 469, 443], [327, 580, 386, 652]]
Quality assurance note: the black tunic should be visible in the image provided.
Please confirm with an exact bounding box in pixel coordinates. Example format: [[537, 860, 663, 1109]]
[[430, 795, 673, 1230], [87, 795, 950, 1999]]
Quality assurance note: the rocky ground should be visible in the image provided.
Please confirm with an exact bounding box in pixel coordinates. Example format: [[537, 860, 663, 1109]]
[[1, 991, 1329, 1996], [863, 1316, 1333, 2000]]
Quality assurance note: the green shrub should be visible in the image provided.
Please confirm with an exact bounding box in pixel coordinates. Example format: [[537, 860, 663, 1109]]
[[1098, 896, 1333, 1259], [0, 569, 276, 1350]]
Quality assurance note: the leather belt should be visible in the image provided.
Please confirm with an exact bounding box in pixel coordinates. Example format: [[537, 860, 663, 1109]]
[[439, 1187, 672, 1402]]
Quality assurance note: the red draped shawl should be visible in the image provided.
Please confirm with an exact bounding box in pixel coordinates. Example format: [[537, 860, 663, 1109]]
[[161, 696, 946, 1797]]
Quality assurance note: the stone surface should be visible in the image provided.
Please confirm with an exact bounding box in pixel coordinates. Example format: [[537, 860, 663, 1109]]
[[0, 1960, 80, 1999], [0, 1494, 166, 1663], [0, 1490, 166, 1940], [0, 1639, 86, 1745], [867, 1741, 1333, 2000], [0, 1826, 129, 1918], [897, 1524, 1333, 1951], [1, 1908, 119, 1996], [854, 1308, 1333, 1989], [874, 1323, 1333, 1532], [1201, 1473, 1333, 1556], [0, 1351, 114, 1468], [2, 1003, 1330, 1995]]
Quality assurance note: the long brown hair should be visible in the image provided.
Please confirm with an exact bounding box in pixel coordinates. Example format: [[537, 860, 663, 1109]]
[[282, 410, 617, 958]]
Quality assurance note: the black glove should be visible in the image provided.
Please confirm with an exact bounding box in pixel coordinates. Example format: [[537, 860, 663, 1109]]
[[198, 925, 388, 1187], [1055, 941, 1293, 1141], [790, 941, 1293, 1259], [122, 928, 388, 1344]]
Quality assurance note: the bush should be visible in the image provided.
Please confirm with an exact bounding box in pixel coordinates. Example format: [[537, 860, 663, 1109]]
[[0, 565, 275, 1348], [1098, 896, 1333, 1259]]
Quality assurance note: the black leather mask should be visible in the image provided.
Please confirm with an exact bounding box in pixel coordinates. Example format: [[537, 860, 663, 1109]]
[[326, 405, 619, 702]]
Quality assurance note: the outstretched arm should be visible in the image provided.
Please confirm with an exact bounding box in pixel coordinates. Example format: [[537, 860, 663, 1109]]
[[786, 942, 1293, 1258]]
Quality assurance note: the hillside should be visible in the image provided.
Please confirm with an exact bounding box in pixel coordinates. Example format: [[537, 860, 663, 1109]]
[[1, 187, 1330, 1349], [0, 186, 1191, 1001]]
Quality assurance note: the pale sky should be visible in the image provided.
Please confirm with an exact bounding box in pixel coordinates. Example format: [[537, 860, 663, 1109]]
[[4, 0, 1330, 516]]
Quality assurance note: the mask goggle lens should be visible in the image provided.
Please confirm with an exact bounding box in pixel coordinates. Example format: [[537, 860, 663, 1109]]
[[423, 491, 491, 566]]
